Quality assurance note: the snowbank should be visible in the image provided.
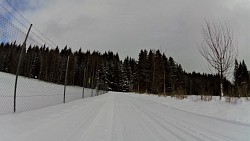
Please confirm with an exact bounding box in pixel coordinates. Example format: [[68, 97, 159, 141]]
[[130, 93, 250, 124]]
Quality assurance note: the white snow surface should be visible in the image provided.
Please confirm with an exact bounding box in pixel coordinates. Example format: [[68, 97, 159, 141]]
[[0, 72, 101, 114], [0, 92, 249, 141]]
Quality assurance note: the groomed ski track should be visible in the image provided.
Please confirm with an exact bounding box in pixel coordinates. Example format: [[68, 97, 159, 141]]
[[0, 92, 249, 141]]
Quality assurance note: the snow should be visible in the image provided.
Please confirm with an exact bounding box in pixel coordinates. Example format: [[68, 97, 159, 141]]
[[143, 94, 250, 124], [0, 72, 250, 140], [0, 72, 102, 115], [0, 92, 249, 141]]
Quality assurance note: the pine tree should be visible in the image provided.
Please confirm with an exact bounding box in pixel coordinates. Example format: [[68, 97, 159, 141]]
[[168, 56, 177, 93], [147, 50, 155, 93], [137, 50, 148, 93], [0, 42, 241, 96], [234, 60, 249, 97], [153, 50, 164, 94], [123, 57, 134, 91], [162, 53, 169, 95], [242, 61, 249, 84], [234, 60, 239, 86], [129, 57, 137, 92]]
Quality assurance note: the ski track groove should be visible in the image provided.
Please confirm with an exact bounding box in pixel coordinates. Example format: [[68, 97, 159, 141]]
[[169, 112, 236, 141], [118, 95, 166, 141], [11, 100, 94, 140], [152, 100, 245, 141], [135, 94, 250, 127], [123, 95, 202, 141], [11, 97, 106, 141], [124, 97, 180, 141], [2, 92, 250, 141], [112, 94, 128, 141], [79, 94, 114, 141], [64, 99, 107, 141], [126, 94, 246, 141], [131, 96, 228, 141]]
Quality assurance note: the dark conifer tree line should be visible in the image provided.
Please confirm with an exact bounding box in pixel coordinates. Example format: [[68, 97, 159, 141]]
[[234, 60, 250, 97], [0, 42, 249, 97]]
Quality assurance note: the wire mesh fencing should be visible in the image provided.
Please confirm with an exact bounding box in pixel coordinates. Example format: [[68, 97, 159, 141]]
[[0, 71, 106, 115], [0, 2, 107, 115]]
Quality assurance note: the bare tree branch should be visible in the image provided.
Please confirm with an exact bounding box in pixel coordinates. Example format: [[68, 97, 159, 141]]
[[199, 20, 238, 98]]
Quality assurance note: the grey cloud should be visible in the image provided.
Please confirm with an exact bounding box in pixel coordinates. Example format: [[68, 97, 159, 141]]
[[20, 0, 250, 73]]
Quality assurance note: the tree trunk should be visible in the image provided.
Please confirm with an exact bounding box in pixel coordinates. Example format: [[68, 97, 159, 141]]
[[220, 70, 224, 99], [220, 81, 224, 98]]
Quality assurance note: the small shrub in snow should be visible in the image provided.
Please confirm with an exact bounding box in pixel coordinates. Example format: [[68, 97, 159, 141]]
[[201, 95, 212, 101], [225, 97, 238, 104]]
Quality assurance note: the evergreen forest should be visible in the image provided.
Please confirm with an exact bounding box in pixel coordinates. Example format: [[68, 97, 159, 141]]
[[0, 42, 249, 97]]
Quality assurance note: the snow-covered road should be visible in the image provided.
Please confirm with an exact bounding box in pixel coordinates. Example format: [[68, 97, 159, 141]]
[[0, 92, 249, 141]]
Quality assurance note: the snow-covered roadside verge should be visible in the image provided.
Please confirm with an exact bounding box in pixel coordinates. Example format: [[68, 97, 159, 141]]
[[0, 92, 249, 141], [0, 71, 100, 115], [0, 95, 106, 141], [127, 93, 250, 124]]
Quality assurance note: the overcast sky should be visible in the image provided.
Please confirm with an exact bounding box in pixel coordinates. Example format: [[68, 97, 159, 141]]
[[2, 0, 250, 74]]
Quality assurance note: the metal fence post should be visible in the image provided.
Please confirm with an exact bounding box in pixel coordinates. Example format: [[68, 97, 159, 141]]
[[13, 24, 32, 113], [91, 70, 95, 97], [82, 67, 85, 99], [63, 56, 69, 103], [91, 88, 94, 97]]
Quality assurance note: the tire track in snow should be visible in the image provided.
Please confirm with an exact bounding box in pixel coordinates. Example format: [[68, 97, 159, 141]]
[[11, 96, 107, 141], [4, 92, 250, 141], [112, 94, 129, 141], [64, 98, 108, 141], [122, 94, 203, 141], [123, 96, 182, 141], [126, 94, 250, 141], [77, 94, 114, 141], [147, 99, 248, 141], [114, 94, 165, 141], [132, 94, 250, 127]]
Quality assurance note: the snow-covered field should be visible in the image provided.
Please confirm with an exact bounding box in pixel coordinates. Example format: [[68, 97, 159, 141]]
[[142, 94, 250, 124], [0, 92, 249, 141], [0, 72, 250, 140], [0, 72, 103, 115]]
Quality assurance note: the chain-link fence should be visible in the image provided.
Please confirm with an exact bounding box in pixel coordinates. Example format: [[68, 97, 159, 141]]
[[0, 2, 107, 115], [0, 71, 106, 115]]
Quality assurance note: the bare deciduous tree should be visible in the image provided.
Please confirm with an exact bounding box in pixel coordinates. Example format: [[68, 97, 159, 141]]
[[199, 20, 237, 98]]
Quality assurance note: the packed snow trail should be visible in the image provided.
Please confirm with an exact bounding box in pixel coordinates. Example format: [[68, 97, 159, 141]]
[[0, 92, 249, 141]]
